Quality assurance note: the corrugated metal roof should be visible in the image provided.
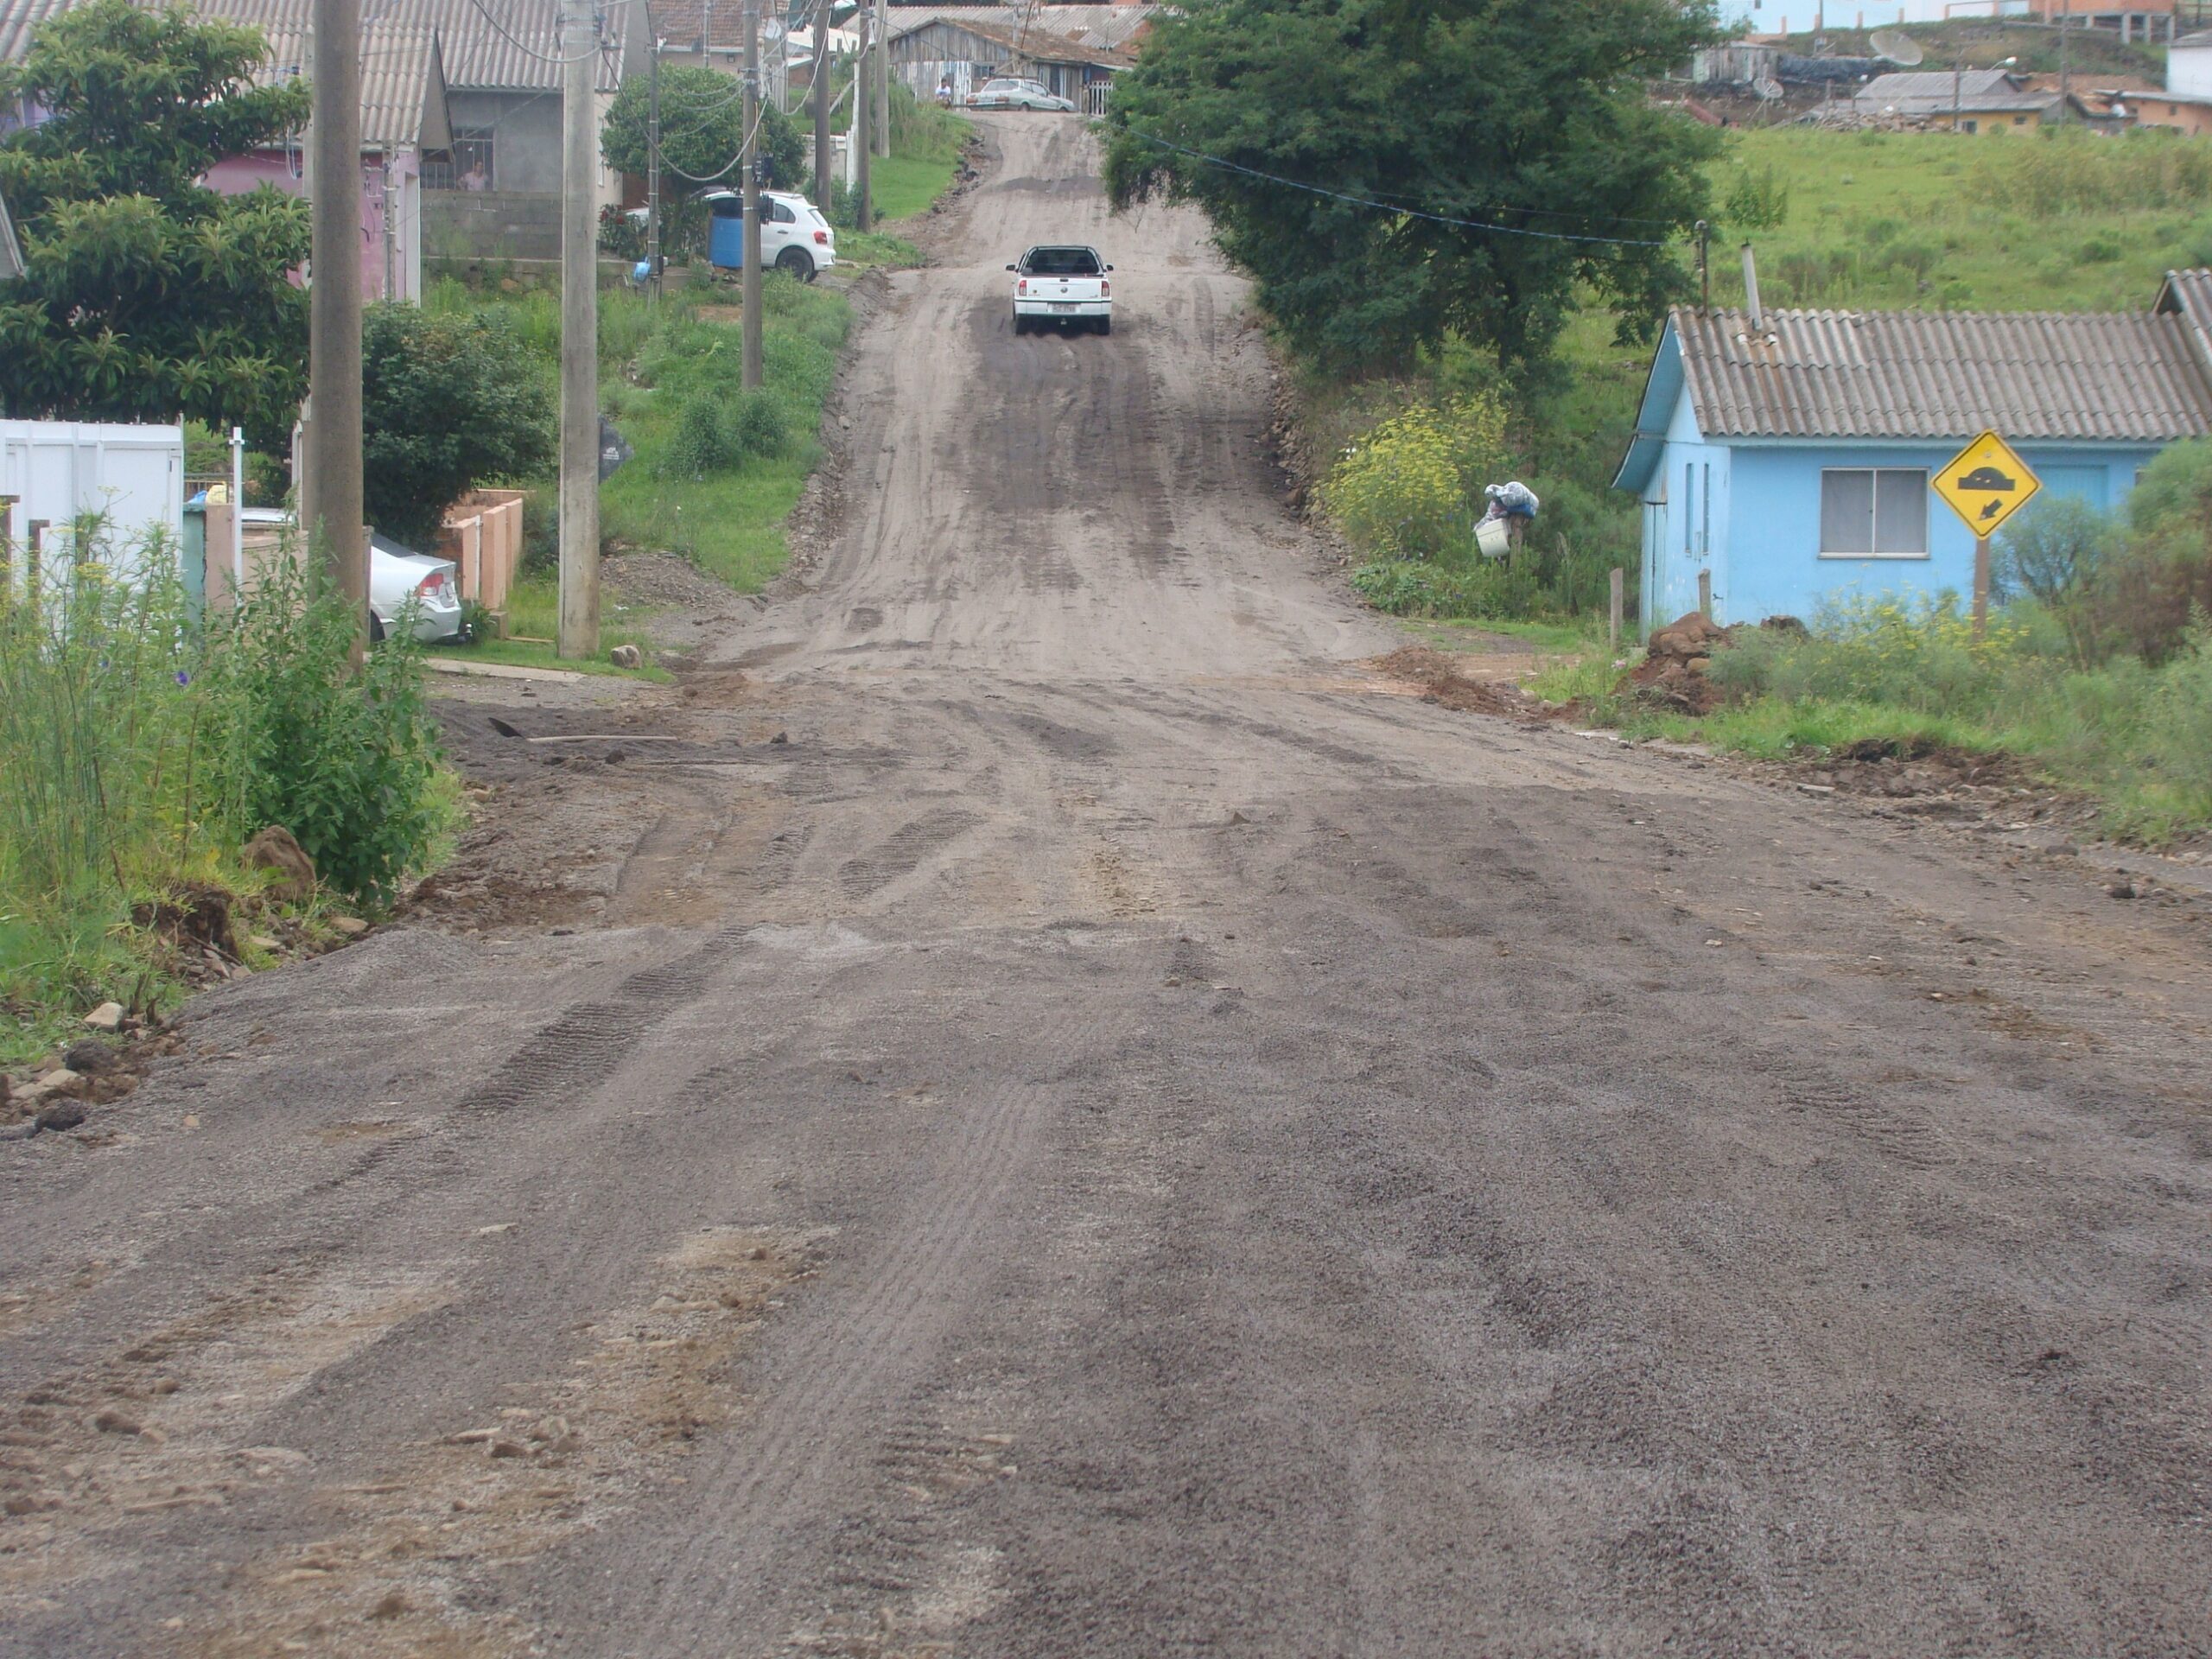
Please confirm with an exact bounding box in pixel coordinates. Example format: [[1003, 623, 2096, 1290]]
[[0, 0, 76, 61], [1, 0, 626, 92], [245, 16, 448, 148], [1673, 306, 2212, 443], [881, 3, 1162, 52], [1853, 68, 2051, 114], [886, 12, 1132, 67]]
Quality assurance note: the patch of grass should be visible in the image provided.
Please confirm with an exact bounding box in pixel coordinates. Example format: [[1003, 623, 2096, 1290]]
[[838, 227, 925, 267], [440, 577, 671, 681], [1546, 601, 2212, 845], [873, 151, 963, 224], [1413, 616, 1606, 656]]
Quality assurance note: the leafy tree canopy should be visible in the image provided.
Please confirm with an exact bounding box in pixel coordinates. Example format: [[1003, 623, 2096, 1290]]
[[1104, 0, 1722, 376], [361, 302, 554, 550], [602, 63, 806, 197], [0, 0, 311, 443]]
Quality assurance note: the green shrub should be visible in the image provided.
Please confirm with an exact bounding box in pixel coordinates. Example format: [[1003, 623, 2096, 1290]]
[[1725, 162, 1790, 232], [732, 388, 788, 459], [2141, 627, 2212, 823], [664, 390, 741, 478], [1993, 494, 2114, 604], [1350, 556, 1541, 619], [362, 302, 556, 550], [0, 528, 207, 1001], [205, 549, 444, 909], [2078, 232, 2125, 264], [1322, 395, 1506, 559]]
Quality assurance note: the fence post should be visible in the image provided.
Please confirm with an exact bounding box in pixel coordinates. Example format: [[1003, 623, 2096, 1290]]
[[1698, 567, 1712, 621], [27, 520, 48, 606], [0, 495, 15, 599], [1609, 566, 1624, 650], [1971, 535, 1991, 640]]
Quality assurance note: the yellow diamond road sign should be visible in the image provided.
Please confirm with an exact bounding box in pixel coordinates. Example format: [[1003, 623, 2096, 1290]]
[[1933, 429, 2040, 538]]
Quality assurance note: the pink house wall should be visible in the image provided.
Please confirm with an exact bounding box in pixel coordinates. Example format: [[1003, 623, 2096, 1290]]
[[202, 150, 410, 302]]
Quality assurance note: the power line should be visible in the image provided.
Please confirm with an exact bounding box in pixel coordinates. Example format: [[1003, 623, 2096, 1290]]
[[1127, 132, 1679, 249]]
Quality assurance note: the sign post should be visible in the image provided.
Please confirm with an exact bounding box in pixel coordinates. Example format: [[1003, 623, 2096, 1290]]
[[1932, 429, 2041, 639]]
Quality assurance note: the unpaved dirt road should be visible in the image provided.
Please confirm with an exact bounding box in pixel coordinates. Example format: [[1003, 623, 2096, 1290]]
[[7, 118, 2212, 1659]]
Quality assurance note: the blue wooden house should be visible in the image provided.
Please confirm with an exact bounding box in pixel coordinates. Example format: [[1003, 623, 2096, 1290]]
[[1614, 272, 2212, 632]]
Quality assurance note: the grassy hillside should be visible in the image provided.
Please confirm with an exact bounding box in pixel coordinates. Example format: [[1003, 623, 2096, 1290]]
[[1707, 126, 2212, 315]]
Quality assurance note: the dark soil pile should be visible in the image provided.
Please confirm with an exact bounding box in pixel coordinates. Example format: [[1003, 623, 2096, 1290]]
[[1630, 612, 1734, 714], [1375, 646, 1528, 718]]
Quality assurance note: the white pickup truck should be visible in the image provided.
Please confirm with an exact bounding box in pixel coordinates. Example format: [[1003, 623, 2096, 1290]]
[[1008, 245, 1113, 336]]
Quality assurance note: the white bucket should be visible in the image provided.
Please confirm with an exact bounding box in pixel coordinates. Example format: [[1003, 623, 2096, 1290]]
[[1476, 518, 1511, 560]]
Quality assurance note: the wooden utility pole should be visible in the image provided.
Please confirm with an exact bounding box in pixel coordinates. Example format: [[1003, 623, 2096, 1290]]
[[873, 0, 890, 159], [557, 0, 600, 658], [1972, 537, 1992, 639], [855, 6, 873, 231], [812, 0, 831, 208], [1609, 567, 1624, 651], [742, 0, 763, 389], [306, 0, 365, 632]]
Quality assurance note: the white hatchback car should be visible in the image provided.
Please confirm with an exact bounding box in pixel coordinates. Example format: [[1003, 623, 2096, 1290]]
[[967, 77, 1076, 112], [698, 188, 838, 281]]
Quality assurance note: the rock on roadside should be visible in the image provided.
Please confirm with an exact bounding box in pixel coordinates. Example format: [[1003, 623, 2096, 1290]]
[[244, 826, 318, 903]]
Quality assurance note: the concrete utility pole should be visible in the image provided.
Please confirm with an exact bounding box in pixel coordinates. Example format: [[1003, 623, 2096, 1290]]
[[557, 0, 600, 658], [855, 6, 873, 231], [813, 0, 831, 208], [742, 0, 764, 390], [647, 37, 662, 299], [306, 0, 365, 630]]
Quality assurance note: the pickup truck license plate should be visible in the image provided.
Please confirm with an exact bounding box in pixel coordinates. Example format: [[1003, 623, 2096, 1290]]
[[1052, 302, 1078, 313]]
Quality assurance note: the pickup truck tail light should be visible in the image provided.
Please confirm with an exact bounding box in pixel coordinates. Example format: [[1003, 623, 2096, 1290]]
[[1101, 278, 1111, 298], [1017, 278, 1028, 296]]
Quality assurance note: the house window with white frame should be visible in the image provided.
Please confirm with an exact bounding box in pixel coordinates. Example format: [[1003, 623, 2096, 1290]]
[[1820, 467, 1928, 557]]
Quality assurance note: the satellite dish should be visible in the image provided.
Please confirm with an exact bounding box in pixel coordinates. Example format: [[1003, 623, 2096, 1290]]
[[1869, 29, 1925, 67]]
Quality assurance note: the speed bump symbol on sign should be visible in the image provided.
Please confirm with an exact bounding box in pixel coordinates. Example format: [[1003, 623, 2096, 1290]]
[[1933, 429, 2041, 537]]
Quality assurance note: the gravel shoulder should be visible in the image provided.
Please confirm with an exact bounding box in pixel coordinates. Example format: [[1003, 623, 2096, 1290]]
[[3, 116, 2210, 1659]]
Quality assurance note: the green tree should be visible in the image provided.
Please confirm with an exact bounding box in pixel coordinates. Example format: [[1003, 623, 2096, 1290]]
[[1103, 0, 1720, 376], [360, 302, 554, 550], [601, 63, 806, 195], [0, 0, 311, 443]]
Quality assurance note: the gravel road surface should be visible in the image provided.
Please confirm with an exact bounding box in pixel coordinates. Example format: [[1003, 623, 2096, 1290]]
[[4, 118, 2210, 1659]]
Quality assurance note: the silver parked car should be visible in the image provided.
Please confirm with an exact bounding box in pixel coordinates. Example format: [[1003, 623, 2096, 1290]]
[[233, 510, 467, 644], [967, 76, 1076, 112], [369, 533, 467, 644]]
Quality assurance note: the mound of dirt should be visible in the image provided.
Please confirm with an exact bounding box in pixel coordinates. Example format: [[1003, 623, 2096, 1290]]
[[1630, 612, 1735, 714], [1375, 646, 1528, 718]]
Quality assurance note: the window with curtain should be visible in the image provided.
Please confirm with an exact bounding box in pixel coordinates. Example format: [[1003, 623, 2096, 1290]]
[[1821, 467, 1928, 557]]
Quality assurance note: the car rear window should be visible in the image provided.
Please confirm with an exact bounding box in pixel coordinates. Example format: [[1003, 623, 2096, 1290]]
[[1024, 247, 1101, 276]]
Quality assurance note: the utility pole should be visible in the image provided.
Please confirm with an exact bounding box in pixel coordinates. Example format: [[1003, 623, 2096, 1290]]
[[557, 0, 600, 658], [647, 37, 662, 299], [812, 0, 831, 208], [2058, 10, 2072, 123], [855, 5, 873, 232], [742, 0, 763, 389], [306, 0, 365, 632], [872, 0, 889, 160]]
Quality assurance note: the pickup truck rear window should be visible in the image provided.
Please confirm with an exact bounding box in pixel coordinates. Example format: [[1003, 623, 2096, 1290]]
[[1024, 248, 1102, 276]]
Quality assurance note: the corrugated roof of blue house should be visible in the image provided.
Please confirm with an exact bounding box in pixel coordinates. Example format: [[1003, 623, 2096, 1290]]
[[1614, 276, 2212, 632]]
